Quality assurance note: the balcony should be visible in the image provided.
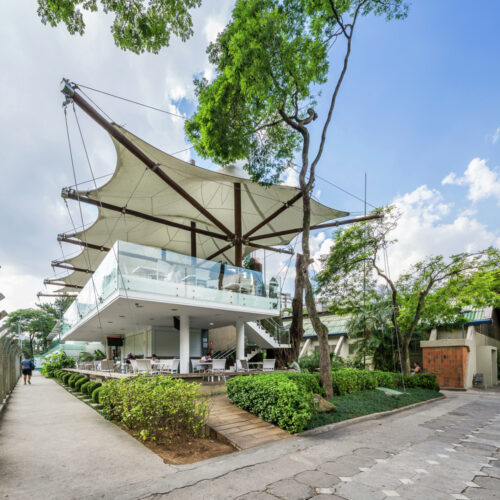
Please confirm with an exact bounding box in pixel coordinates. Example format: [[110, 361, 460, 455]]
[[61, 241, 280, 339]]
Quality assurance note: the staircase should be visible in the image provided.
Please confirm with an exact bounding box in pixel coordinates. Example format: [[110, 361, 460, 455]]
[[244, 319, 291, 349]]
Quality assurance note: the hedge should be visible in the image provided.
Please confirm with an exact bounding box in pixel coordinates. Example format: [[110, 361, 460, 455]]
[[99, 376, 209, 442], [92, 386, 102, 404], [85, 381, 102, 396], [75, 377, 90, 392], [62, 372, 72, 385], [80, 381, 92, 395], [69, 374, 86, 389], [226, 373, 315, 433], [330, 369, 439, 396]]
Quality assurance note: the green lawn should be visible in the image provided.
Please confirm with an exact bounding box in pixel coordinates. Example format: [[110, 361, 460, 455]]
[[305, 388, 443, 430]]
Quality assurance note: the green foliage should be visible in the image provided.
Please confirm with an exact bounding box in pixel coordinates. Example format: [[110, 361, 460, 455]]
[[298, 351, 321, 373], [186, 0, 407, 184], [78, 351, 95, 362], [37, 0, 201, 53], [92, 386, 103, 404], [62, 372, 72, 385], [317, 207, 500, 372], [6, 308, 56, 356], [85, 381, 102, 396], [99, 376, 209, 442], [41, 351, 76, 377], [305, 388, 442, 430], [329, 368, 439, 396], [69, 374, 86, 389], [93, 349, 106, 361], [80, 381, 92, 395], [226, 373, 315, 433], [75, 377, 90, 392]]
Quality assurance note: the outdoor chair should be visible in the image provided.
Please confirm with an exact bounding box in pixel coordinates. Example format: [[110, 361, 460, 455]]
[[208, 358, 226, 382], [136, 359, 152, 373], [100, 360, 115, 372], [262, 359, 276, 372], [191, 359, 202, 372], [159, 359, 179, 374], [129, 359, 138, 374]]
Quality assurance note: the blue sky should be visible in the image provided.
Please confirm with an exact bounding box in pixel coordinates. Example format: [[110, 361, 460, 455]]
[[1, 0, 499, 311]]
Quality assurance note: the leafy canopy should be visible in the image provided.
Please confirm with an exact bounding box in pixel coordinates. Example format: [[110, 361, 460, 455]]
[[317, 207, 500, 335], [37, 0, 201, 54], [185, 0, 408, 184]]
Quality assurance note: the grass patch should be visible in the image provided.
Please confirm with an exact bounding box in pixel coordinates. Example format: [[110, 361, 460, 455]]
[[304, 388, 443, 430]]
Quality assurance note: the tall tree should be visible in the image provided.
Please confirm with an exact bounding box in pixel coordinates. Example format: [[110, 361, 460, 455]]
[[186, 0, 408, 396], [37, 0, 201, 53], [316, 208, 500, 374], [6, 309, 56, 358]]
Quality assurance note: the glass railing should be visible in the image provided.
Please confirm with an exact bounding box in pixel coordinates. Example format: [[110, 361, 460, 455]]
[[257, 318, 290, 345], [61, 241, 280, 337]]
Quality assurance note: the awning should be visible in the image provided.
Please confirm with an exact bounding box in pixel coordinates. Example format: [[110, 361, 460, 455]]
[[52, 124, 348, 292]]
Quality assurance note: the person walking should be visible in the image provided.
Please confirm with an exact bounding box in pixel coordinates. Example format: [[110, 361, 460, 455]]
[[20, 354, 35, 385]]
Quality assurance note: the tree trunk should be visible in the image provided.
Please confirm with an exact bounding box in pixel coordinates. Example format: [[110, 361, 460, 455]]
[[275, 253, 304, 367], [29, 335, 34, 359], [401, 335, 411, 375], [301, 192, 333, 398]]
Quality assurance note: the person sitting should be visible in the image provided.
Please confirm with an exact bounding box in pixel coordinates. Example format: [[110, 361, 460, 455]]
[[201, 354, 212, 363], [126, 353, 136, 364], [411, 361, 422, 374], [151, 354, 158, 362]]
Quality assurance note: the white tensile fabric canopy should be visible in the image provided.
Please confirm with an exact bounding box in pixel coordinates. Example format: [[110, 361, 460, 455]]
[[54, 125, 348, 292]]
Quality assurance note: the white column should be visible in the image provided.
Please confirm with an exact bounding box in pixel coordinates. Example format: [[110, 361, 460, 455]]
[[180, 315, 190, 373], [236, 321, 245, 361]]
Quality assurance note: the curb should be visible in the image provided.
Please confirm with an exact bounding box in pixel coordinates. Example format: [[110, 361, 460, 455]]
[[300, 394, 446, 437]]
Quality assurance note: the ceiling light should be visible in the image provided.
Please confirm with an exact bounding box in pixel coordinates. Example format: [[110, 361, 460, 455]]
[[209, 322, 214, 326]]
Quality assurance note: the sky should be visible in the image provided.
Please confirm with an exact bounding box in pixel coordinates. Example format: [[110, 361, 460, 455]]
[[1, 0, 500, 313]]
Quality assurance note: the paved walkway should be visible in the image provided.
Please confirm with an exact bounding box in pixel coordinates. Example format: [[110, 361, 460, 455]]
[[208, 395, 290, 450], [1, 373, 499, 499]]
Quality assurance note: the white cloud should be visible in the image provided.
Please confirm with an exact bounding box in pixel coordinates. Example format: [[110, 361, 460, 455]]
[[441, 158, 500, 204], [493, 127, 500, 144], [282, 166, 299, 187], [387, 185, 500, 277]]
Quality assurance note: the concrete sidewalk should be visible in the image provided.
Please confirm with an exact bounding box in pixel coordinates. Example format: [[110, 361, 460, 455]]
[[0, 372, 168, 499], [1, 374, 499, 499]]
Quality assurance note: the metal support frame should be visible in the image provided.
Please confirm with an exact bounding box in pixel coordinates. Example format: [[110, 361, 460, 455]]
[[57, 235, 110, 252], [234, 182, 242, 266], [61, 79, 233, 237], [248, 213, 384, 242], [51, 261, 94, 274], [62, 188, 229, 242], [44, 280, 83, 289]]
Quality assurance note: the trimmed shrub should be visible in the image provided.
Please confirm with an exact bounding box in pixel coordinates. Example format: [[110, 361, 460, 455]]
[[91, 386, 102, 404], [75, 377, 90, 392], [331, 368, 377, 396], [61, 372, 72, 385], [99, 376, 209, 442], [274, 372, 322, 395], [403, 373, 439, 391], [69, 374, 86, 389], [329, 369, 440, 396], [80, 381, 92, 395], [85, 381, 102, 396], [226, 374, 314, 433]]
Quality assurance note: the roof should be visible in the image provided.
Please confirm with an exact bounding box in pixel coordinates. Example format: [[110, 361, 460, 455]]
[[284, 313, 350, 338], [54, 125, 348, 292], [462, 306, 493, 324]]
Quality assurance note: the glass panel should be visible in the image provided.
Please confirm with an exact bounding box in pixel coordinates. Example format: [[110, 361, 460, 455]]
[[117, 241, 279, 310], [61, 244, 118, 338]]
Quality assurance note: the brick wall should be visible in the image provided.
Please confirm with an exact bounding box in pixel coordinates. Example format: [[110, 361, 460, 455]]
[[422, 346, 468, 388]]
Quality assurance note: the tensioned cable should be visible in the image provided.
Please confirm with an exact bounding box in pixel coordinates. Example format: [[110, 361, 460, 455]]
[[74, 83, 372, 211], [75, 83, 186, 120], [63, 107, 103, 330], [72, 105, 147, 331], [289, 162, 378, 210]]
